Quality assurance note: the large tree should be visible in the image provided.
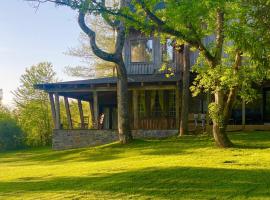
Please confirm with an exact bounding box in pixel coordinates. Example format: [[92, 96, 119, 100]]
[[27, 0, 133, 144], [13, 62, 57, 146], [95, 0, 269, 147]]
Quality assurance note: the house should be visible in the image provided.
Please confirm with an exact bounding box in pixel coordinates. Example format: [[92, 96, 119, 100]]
[[36, 31, 269, 150]]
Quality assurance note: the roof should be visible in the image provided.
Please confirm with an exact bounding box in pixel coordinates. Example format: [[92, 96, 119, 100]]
[[35, 74, 180, 91]]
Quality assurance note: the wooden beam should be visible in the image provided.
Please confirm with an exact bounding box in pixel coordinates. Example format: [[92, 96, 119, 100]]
[[49, 93, 57, 129], [206, 92, 211, 127], [78, 100, 85, 129], [242, 99, 246, 127], [93, 91, 99, 129], [54, 93, 61, 129], [44, 85, 177, 93], [175, 86, 180, 129], [89, 101, 94, 129], [64, 97, 73, 129], [133, 90, 139, 129]]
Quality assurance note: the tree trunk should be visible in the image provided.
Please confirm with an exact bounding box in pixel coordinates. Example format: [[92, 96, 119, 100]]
[[78, 12, 133, 144], [179, 45, 190, 136], [117, 60, 133, 144], [212, 91, 233, 148], [212, 121, 233, 148]]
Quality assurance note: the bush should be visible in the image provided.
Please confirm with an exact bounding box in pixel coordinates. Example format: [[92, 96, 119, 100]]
[[0, 110, 24, 151]]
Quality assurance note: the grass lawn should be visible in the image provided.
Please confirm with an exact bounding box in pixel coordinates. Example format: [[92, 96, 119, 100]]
[[0, 132, 270, 200]]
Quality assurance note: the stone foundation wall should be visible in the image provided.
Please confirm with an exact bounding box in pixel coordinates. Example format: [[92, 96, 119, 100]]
[[53, 129, 178, 150]]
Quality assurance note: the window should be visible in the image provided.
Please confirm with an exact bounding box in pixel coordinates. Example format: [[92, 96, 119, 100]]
[[131, 39, 153, 63], [162, 39, 174, 63]]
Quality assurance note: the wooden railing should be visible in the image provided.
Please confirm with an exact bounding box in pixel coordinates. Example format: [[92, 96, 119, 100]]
[[138, 117, 176, 130], [127, 63, 155, 74], [127, 62, 179, 75]]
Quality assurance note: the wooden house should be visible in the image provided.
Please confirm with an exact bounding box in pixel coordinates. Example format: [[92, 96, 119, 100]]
[[36, 31, 269, 150]]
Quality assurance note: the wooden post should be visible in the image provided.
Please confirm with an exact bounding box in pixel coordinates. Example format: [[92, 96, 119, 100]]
[[78, 99, 85, 129], [64, 97, 73, 129], [49, 93, 57, 129], [133, 90, 139, 129], [54, 93, 61, 129], [206, 92, 211, 133], [89, 101, 95, 129], [242, 99, 246, 128], [175, 85, 180, 129], [94, 92, 99, 128], [93, 91, 99, 129]]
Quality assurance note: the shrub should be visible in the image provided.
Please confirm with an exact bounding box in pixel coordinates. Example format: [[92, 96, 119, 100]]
[[0, 109, 24, 151]]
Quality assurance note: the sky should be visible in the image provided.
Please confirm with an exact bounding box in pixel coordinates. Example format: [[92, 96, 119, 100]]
[[0, 0, 83, 106]]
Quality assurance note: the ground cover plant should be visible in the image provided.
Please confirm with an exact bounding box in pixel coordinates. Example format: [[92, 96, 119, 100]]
[[0, 131, 270, 199]]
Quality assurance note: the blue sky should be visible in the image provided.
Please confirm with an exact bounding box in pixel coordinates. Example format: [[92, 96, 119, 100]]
[[0, 0, 83, 106]]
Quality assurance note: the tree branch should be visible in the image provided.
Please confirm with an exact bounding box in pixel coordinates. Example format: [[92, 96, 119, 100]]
[[223, 50, 242, 122], [214, 8, 225, 65], [78, 12, 116, 62]]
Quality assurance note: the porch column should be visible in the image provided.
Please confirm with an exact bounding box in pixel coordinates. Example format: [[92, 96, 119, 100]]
[[93, 91, 99, 129], [89, 101, 94, 129], [133, 90, 139, 129], [78, 99, 85, 129], [64, 97, 73, 129], [49, 93, 57, 129], [175, 85, 180, 129], [206, 92, 211, 126], [242, 99, 246, 127], [54, 93, 61, 129]]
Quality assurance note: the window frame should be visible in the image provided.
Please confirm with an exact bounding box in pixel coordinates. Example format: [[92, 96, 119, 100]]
[[130, 38, 154, 64], [161, 39, 175, 63]]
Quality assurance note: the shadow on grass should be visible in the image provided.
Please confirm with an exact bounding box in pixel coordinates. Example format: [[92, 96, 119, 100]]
[[0, 167, 269, 199]]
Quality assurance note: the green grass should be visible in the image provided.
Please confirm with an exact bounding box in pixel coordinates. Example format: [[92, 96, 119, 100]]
[[1, 132, 270, 200]]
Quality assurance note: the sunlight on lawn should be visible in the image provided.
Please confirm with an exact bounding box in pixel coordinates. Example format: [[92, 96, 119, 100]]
[[0, 132, 270, 200]]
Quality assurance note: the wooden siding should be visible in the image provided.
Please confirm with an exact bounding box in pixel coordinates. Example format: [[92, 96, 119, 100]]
[[127, 63, 155, 74]]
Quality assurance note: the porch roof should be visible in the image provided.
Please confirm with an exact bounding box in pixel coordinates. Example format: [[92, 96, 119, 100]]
[[35, 74, 180, 92]]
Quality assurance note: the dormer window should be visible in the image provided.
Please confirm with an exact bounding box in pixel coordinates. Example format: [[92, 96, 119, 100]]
[[162, 39, 174, 63], [130, 39, 153, 63]]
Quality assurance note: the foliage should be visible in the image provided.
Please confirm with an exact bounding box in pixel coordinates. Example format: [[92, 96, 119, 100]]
[[0, 132, 270, 199], [0, 106, 24, 151], [13, 62, 57, 147]]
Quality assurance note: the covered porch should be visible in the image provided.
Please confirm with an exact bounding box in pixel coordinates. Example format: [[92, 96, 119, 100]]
[[36, 74, 181, 132]]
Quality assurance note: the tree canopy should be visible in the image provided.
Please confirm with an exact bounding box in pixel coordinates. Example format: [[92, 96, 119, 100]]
[[13, 62, 58, 146]]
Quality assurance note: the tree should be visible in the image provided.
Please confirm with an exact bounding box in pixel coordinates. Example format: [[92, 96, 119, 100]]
[[27, 0, 133, 144], [179, 45, 190, 136], [241, 0, 270, 67], [0, 106, 24, 151], [13, 62, 57, 146], [96, 0, 269, 147]]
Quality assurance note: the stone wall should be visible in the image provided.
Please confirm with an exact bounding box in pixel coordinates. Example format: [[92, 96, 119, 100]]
[[52, 129, 178, 150]]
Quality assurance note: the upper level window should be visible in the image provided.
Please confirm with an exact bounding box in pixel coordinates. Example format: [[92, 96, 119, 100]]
[[162, 39, 174, 63], [131, 39, 153, 63]]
